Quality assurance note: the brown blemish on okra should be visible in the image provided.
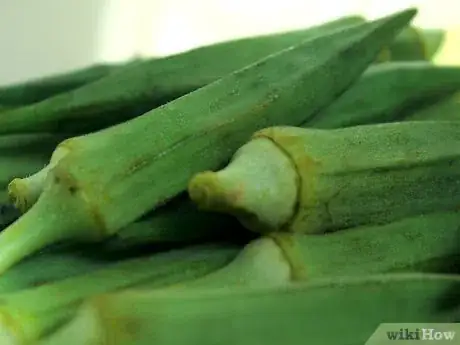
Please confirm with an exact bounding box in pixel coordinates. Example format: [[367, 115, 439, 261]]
[[51, 165, 108, 235], [125, 158, 150, 176]]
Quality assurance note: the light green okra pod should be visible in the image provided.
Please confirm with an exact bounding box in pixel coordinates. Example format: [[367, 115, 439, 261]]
[[39, 273, 460, 345], [189, 121, 460, 234], [0, 244, 240, 344], [0, 9, 416, 274], [170, 211, 460, 288]]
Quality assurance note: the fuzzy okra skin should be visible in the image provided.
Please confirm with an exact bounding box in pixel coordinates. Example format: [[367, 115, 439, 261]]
[[189, 121, 460, 234], [307, 62, 460, 129], [0, 16, 365, 135], [170, 211, 460, 288], [0, 244, 239, 345], [39, 273, 460, 345], [0, 9, 416, 274]]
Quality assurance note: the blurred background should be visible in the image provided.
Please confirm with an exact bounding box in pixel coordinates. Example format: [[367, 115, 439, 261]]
[[1, 0, 459, 86]]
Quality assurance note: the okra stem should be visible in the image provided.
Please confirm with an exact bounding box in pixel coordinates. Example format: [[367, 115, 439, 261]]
[[8, 145, 70, 213], [189, 138, 298, 233]]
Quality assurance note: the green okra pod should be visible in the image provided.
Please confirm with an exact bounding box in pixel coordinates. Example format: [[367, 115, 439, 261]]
[[171, 211, 460, 288], [0, 243, 239, 344], [39, 273, 460, 345], [14, 24, 444, 213], [404, 91, 460, 121], [0, 62, 134, 107], [0, 246, 110, 294], [189, 121, 460, 234], [0, 197, 247, 294], [307, 62, 460, 129], [0, 9, 416, 274], [389, 26, 445, 60], [0, 16, 365, 135], [376, 26, 445, 62]]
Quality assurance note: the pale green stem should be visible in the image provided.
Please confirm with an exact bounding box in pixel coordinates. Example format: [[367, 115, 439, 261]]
[[188, 138, 298, 233], [8, 146, 69, 213]]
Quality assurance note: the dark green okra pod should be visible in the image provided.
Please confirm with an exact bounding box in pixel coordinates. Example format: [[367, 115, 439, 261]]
[[307, 62, 460, 128]]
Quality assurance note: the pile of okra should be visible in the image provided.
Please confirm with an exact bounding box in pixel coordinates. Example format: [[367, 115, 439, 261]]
[[0, 7, 459, 345]]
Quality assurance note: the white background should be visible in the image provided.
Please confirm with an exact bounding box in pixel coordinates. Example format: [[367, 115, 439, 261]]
[[0, 0, 459, 86]]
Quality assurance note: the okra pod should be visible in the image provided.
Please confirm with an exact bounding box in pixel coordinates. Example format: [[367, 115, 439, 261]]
[[0, 16, 365, 135], [307, 62, 460, 128], [0, 9, 416, 273], [15, 25, 445, 213], [0, 62, 132, 107], [189, 121, 460, 234], [174, 212, 460, 288], [404, 91, 460, 121], [0, 246, 110, 294], [0, 197, 246, 294], [39, 274, 460, 345], [389, 26, 445, 61], [0, 244, 239, 344]]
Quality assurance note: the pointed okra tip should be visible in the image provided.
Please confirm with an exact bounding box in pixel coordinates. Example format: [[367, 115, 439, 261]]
[[422, 28, 445, 59], [188, 137, 298, 234]]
